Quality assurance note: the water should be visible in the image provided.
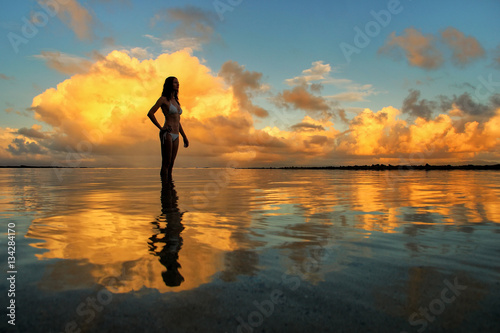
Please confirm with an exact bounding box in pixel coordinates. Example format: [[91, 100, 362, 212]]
[[1, 168, 499, 332]]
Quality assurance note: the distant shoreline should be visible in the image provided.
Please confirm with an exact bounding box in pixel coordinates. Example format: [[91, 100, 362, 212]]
[[0, 165, 90, 168], [239, 164, 500, 171], [1, 164, 499, 170]]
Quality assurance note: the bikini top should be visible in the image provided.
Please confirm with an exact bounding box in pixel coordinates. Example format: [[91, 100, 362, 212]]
[[168, 103, 182, 115]]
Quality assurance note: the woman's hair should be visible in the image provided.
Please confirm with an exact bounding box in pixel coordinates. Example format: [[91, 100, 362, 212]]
[[161, 76, 180, 105]]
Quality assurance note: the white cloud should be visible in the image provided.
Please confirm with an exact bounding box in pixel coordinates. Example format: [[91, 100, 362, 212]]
[[32, 51, 93, 75], [121, 47, 154, 60], [285, 61, 334, 86], [285, 61, 379, 104], [144, 34, 201, 53]]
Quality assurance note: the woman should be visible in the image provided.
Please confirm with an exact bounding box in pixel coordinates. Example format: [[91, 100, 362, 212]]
[[148, 76, 189, 179]]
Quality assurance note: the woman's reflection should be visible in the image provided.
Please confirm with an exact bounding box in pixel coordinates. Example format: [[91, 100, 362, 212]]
[[149, 180, 185, 287]]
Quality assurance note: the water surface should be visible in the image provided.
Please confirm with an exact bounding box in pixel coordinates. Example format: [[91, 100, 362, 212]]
[[1, 168, 499, 332]]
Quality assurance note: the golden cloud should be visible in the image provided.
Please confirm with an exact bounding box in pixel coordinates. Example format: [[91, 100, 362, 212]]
[[380, 27, 486, 70], [441, 27, 485, 67], [336, 106, 500, 161], [1, 48, 499, 167], [379, 28, 443, 69], [33, 50, 93, 75], [37, 0, 94, 40]]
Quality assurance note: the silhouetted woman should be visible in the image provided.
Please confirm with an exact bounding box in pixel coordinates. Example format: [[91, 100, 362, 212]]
[[148, 181, 185, 287], [148, 76, 189, 179]]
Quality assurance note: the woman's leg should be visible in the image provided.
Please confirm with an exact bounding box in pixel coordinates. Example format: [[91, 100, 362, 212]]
[[160, 133, 173, 177], [168, 137, 180, 179]]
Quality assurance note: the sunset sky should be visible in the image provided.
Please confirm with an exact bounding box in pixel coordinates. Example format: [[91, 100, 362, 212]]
[[1, 0, 499, 167]]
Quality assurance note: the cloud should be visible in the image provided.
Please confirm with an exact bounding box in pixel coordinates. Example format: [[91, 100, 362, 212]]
[[277, 86, 333, 118], [120, 47, 154, 60], [150, 5, 218, 51], [338, 109, 349, 124], [259, 115, 340, 161], [18, 125, 46, 139], [402, 89, 500, 133], [285, 60, 357, 88], [440, 93, 494, 117], [7, 137, 47, 156], [5, 49, 282, 167], [327, 87, 375, 102], [0, 73, 14, 80], [101, 36, 116, 47], [285, 61, 378, 107], [218, 61, 269, 118], [33, 51, 93, 75], [1, 47, 499, 167], [380, 27, 488, 70], [291, 122, 325, 132], [0, 48, 343, 167], [310, 83, 323, 93], [29, 50, 212, 148], [303, 61, 331, 76], [402, 89, 437, 120], [285, 61, 332, 86], [379, 28, 443, 69], [337, 107, 407, 156], [37, 0, 94, 40], [492, 45, 500, 69], [167, 6, 217, 40], [144, 34, 203, 53], [441, 27, 485, 67], [336, 106, 500, 161], [305, 135, 329, 147], [438, 93, 500, 133], [407, 112, 499, 155]]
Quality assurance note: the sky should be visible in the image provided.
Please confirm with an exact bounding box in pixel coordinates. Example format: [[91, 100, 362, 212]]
[[0, 0, 499, 167]]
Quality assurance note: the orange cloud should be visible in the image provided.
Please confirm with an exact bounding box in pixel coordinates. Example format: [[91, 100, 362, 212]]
[[441, 27, 485, 67], [261, 116, 340, 159], [218, 61, 269, 118], [277, 86, 332, 115], [0, 73, 14, 80], [1, 48, 499, 168], [336, 106, 500, 162], [0, 126, 50, 164], [27, 49, 239, 166], [149, 5, 219, 52], [37, 0, 94, 40], [380, 27, 487, 70], [22, 49, 292, 167], [33, 51, 93, 75], [337, 106, 409, 155], [379, 28, 443, 69]]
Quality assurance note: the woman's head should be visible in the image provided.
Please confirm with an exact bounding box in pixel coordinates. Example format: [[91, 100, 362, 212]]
[[162, 76, 179, 101]]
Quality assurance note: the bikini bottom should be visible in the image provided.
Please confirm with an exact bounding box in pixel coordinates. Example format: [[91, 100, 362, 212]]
[[160, 130, 179, 144]]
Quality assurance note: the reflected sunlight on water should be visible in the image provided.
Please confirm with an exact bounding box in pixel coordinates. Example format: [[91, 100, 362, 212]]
[[0, 168, 499, 332]]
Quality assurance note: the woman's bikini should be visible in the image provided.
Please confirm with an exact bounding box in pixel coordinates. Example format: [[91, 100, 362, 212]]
[[160, 102, 182, 144]]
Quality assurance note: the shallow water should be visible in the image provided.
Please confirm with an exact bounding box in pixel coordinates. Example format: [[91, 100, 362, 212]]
[[1, 168, 499, 332]]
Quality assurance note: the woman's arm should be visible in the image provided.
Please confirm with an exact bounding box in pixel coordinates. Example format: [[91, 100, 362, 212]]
[[147, 97, 165, 130], [179, 123, 189, 147]]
